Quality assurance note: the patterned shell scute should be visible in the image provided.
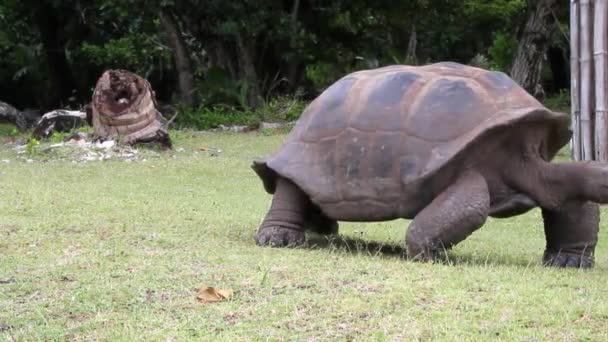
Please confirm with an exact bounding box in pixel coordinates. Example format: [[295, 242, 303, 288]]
[[257, 62, 565, 218]]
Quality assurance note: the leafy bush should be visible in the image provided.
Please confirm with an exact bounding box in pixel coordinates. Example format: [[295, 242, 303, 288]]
[[25, 137, 40, 155], [256, 95, 306, 123], [195, 67, 255, 110], [468, 54, 491, 70], [543, 89, 571, 112], [305, 62, 346, 93], [175, 95, 308, 130], [78, 37, 170, 77], [50, 131, 68, 143], [488, 32, 518, 72], [175, 105, 260, 130]]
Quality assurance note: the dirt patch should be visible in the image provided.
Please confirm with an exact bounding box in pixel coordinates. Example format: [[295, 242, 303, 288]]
[[7, 134, 162, 163], [0, 278, 15, 284], [0, 224, 20, 235]]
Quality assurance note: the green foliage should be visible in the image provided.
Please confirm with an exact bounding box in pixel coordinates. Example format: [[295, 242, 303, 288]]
[[175, 95, 307, 130], [78, 37, 170, 77], [0, 123, 20, 137], [195, 67, 254, 110], [0, 0, 569, 111], [0, 1, 48, 105], [305, 62, 346, 93], [25, 137, 40, 155], [488, 32, 519, 72], [468, 54, 492, 70], [49, 131, 68, 143], [175, 105, 259, 130], [463, 0, 526, 19], [256, 95, 306, 123], [544, 89, 571, 112]]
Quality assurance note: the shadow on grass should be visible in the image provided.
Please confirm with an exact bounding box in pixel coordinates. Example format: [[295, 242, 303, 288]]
[[305, 234, 540, 268], [306, 235, 407, 260]]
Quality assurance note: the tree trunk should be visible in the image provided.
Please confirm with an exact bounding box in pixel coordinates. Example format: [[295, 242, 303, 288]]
[[213, 42, 238, 80], [159, 10, 196, 107], [287, 0, 302, 89], [510, 0, 558, 97], [406, 23, 417, 64], [236, 32, 260, 108]]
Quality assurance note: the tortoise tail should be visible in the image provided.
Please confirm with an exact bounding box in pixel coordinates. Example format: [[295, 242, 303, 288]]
[[252, 159, 278, 194]]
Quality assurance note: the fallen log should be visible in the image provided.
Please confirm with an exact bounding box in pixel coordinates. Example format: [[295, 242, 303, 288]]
[[91, 70, 171, 148], [32, 110, 87, 139], [0, 101, 41, 132]]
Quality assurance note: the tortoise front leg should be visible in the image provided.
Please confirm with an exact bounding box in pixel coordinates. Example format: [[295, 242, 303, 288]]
[[542, 202, 599, 268], [406, 171, 490, 261], [255, 177, 308, 247]]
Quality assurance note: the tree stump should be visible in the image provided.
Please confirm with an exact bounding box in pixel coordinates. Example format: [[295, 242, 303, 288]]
[[91, 70, 171, 148]]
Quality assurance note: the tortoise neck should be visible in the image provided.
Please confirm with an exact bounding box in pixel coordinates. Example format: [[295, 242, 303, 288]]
[[521, 160, 608, 208]]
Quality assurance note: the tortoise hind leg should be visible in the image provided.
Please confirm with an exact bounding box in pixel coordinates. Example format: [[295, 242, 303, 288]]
[[406, 171, 490, 261], [305, 204, 339, 235], [255, 177, 308, 247]]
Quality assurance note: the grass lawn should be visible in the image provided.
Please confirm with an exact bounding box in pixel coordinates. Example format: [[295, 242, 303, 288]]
[[0, 124, 607, 341]]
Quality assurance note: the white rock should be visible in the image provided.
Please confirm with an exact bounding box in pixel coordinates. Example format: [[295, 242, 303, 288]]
[[96, 140, 116, 149], [259, 122, 284, 130]]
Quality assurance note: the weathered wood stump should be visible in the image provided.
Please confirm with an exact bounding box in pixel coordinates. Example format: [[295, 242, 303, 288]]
[[91, 70, 171, 148], [0, 101, 41, 132], [32, 110, 87, 139]]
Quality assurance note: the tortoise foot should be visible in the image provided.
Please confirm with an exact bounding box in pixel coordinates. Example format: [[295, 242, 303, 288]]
[[255, 226, 305, 247], [543, 251, 594, 269], [406, 247, 444, 263]]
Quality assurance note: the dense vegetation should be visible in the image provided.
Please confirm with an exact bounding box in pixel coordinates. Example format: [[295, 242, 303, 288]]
[[0, 0, 569, 128]]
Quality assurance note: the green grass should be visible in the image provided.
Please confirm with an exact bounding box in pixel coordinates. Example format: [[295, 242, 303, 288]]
[[0, 124, 607, 341]]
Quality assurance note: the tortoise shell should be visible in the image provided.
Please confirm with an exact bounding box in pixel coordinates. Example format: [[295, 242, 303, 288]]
[[253, 62, 570, 221]]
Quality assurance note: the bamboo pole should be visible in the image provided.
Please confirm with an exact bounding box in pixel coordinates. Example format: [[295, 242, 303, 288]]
[[594, 0, 608, 161], [580, 0, 595, 160], [571, 0, 582, 160]]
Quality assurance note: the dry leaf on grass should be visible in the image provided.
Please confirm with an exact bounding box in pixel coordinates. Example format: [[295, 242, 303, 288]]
[[197, 287, 234, 303]]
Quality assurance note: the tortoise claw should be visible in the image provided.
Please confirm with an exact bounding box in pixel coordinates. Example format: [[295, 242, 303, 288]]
[[254, 226, 305, 247], [406, 247, 443, 263], [543, 251, 594, 269]]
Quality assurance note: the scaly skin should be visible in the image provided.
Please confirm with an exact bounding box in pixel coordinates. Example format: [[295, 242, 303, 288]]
[[254, 178, 308, 247]]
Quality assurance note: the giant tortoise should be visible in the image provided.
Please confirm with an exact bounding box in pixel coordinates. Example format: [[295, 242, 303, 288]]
[[252, 62, 606, 268]]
